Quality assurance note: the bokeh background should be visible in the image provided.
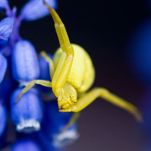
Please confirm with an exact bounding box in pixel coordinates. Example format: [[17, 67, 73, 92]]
[[9, 0, 151, 150]]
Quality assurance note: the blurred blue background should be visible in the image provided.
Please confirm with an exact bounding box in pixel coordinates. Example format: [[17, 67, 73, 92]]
[[4, 0, 151, 150]]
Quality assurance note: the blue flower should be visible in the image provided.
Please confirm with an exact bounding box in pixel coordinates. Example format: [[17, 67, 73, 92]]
[[39, 54, 52, 80], [0, 0, 8, 9], [11, 88, 43, 133], [21, 0, 57, 21], [0, 17, 14, 43], [12, 40, 40, 84], [0, 53, 7, 83], [52, 124, 79, 148], [42, 102, 79, 148], [11, 139, 41, 151]]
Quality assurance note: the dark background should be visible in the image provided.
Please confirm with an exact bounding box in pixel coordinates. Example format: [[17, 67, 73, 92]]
[[11, 0, 150, 150]]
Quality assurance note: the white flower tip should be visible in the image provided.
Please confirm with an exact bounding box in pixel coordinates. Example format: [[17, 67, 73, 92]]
[[16, 119, 40, 133], [53, 128, 79, 148]]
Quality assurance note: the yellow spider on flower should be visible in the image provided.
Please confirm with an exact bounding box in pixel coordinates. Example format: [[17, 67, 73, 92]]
[[17, 1, 142, 123]]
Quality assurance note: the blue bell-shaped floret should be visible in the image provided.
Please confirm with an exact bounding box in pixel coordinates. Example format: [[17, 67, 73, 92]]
[[11, 139, 41, 151], [42, 102, 79, 148], [12, 40, 40, 84], [39, 54, 52, 80], [0, 53, 7, 83], [52, 124, 79, 148], [21, 0, 57, 21], [0, 0, 8, 9], [0, 101, 6, 137], [11, 87, 43, 133], [0, 17, 14, 45]]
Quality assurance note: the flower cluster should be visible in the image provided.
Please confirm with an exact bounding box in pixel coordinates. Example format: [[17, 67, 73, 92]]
[[0, 0, 78, 150]]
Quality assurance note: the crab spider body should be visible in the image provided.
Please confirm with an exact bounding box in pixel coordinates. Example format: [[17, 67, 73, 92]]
[[53, 44, 95, 93], [17, 2, 142, 122], [52, 44, 95, 109]]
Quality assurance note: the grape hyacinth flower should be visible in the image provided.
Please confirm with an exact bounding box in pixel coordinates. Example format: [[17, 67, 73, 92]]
[[39, 54, 52, 80], [12, 40, 40, 84], [0, 0, 9, 9], [21, 0, 57, 21], [11, 88, 43, 132], [0, 17, 14, 43]]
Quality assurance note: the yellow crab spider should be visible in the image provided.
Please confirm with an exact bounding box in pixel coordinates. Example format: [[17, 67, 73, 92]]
[[17, 2, 142, 122]]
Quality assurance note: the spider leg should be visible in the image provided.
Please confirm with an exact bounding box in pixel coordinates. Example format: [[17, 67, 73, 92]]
[[16, 80, 52, 103], [44, 2, 73, 55], [60, 87, 142, 122], [61, 112, 80, 132], [44, 3, 74, 92]]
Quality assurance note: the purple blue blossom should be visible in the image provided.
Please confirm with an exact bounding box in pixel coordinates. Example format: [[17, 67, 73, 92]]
[[21, 0, 57, 21], [12, 40, 40, 84], [39, 54, 52, 80], [0, 0, 8, 9], [0, 17, 14, 43], [11, 88, 43, 133]]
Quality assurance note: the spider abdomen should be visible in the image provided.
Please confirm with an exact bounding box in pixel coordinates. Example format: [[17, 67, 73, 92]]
[[53, 44, 95, 93]]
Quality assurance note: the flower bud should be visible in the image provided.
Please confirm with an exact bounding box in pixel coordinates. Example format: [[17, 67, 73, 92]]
[[0, 0, 8, 8], [21, 0, 57, 21], [0, 17, 14, 43], [12, 40, 40, 84], [11, 88, 43, 133], [39, 54, 52, 80], [53, 125, 79, 148]]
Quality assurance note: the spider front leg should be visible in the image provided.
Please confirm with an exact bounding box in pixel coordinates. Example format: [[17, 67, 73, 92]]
[[44, 3, 75, 94], [16, 80, 52, 103], [60, 87, 142, 122]]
